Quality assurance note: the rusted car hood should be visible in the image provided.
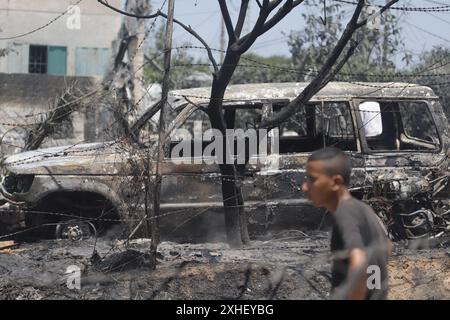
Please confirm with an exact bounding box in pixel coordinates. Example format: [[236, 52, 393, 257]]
[[2, 141, 133, 175]]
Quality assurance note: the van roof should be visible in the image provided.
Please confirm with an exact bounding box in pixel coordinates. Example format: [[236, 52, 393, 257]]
[[170, 82, 438, 107]]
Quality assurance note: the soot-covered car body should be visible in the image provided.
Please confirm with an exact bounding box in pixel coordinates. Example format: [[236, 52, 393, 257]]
[[1, 82, 449, 240]]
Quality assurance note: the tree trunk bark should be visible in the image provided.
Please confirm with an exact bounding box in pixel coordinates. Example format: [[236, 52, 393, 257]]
[[208, 53, 250, 247]]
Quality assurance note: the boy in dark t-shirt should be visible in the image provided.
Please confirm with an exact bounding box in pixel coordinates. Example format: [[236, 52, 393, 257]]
[[301, 147, 392, 300]]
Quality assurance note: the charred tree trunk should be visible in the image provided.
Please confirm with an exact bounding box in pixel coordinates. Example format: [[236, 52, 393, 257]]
[[208, 53, 250, 248]]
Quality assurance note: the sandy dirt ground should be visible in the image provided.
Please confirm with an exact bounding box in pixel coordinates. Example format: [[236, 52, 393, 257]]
[[0, 232, 448, 300]]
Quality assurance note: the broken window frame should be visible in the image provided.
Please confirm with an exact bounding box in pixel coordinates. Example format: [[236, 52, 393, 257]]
[[269, 98, 360, 155], [163, 101, 272, 171], [352, 99, 442, 154]]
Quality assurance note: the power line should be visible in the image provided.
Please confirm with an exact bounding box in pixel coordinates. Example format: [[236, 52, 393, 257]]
[[170, 61, 450, 79], [425, 11, 450, 25], [0, 0, 84, 40], [168, 45, 450, 80], [404, 20, 450, 43], [423, 0, 450, 6], [332, 0, 450, 11]]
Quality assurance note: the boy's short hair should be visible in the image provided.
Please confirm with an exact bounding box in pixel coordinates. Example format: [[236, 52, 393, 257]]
[[308, 147, 352, 186]]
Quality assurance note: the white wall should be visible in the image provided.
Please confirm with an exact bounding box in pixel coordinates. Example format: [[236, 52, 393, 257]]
[[0, 104, 86, 155], [0, 0, 121, 75]]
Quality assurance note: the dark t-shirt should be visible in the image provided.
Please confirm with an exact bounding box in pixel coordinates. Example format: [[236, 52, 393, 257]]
[[330, 197, 389, 300]]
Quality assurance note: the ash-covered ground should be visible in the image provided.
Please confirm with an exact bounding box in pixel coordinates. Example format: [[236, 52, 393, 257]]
[[0, 231, 449, 300]]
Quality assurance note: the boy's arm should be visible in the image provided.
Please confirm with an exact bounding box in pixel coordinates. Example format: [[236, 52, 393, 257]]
[[387, 239, 393, 257], [347, 248, 368, 300]]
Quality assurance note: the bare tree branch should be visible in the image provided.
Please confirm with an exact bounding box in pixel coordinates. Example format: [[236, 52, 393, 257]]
[[268, 0, 285, 11], [260, 0, 305, 35], [97, 0, 219, 73], [259, 0, 366, 129], [24, 84, 97, 151], [235, 0, 250, 38], [323, 39, 359, 84], [234, 0, 304, 54], [97, 0, 160, 18], [218, 0, 237, 43], [170, 18, 219, 73], [232, 0, 271, 54], [356, 0, 399, 28], [131, 100, 162, 136], [259, 0, 399, 129]]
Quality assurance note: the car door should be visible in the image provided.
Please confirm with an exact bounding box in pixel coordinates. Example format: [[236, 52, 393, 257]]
[[352, 98, 445, 238], [353, 98, 444, 193], [257, 99, 366, 229], [353, 98, 443, 172], [159, 102, 269, 237]]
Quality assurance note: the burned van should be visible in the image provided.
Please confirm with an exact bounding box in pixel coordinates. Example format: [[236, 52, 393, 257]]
[[1, 82, 449, 241]]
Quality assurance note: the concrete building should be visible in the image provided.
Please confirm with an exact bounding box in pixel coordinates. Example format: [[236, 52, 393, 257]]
[[0, 0, 121, 76], [0, 73, 101, 156]]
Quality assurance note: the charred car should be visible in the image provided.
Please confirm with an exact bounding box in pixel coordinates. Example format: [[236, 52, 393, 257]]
[[0, 82, 449, 241]]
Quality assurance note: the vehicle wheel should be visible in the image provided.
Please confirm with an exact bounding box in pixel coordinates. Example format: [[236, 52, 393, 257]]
[[55, 219, 97, 241]]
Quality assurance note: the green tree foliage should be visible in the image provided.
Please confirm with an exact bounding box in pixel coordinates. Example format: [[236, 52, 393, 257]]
[[414, 47, 450, 121], [144, 23, 210, 89], [287, 0, 411, 81], [231, 53, 297, 84], [145, 24, 300, 86]]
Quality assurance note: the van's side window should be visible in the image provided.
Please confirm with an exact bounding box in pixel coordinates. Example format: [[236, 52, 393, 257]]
[[359, 101, 440, 151], [273, 101, 356, 154], [318, 102, 356, 151], [398, 102, 440, 147], [170, 109, 211, 141], [168, 108, 212, 159], [168, 105, 264, 161]]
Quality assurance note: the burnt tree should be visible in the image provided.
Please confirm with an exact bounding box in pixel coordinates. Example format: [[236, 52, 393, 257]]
[[205, 0, 398, 247], [98, 0, 399, 248]]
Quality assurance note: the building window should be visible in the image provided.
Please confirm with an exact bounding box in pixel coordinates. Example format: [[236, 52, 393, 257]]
[[75, 47, 111, 76], [28, 45, 67, 75], [29, 45, 47, 74]]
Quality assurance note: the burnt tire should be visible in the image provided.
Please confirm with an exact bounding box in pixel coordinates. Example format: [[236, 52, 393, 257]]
[[23, 192, 119, 241], [55, 219, 96, 241]]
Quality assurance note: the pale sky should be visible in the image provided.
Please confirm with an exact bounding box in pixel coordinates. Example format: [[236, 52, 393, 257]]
[[145, 0, 450, 68]]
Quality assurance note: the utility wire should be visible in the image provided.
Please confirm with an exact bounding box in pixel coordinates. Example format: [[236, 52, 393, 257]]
[[404, 20, 450, 43], [332, 0, 450, 11], [0, 0, 84, 40]]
